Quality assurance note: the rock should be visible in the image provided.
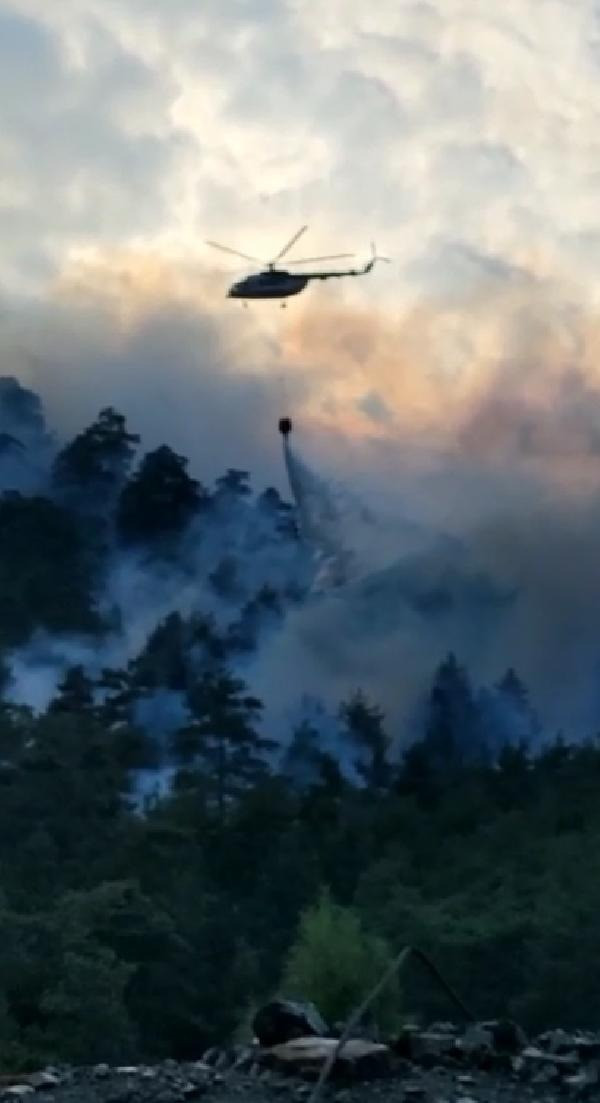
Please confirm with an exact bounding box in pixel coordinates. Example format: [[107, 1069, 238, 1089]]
[[457, 1023, 518, 1072], [230, 1046, 259, 1073], [1, 1090, 35, 1099], [181, 1082, 205, 1098], [410, 1032, 459, 1066], [201, 1048, 231, 1070], [261, 1035, 391, 1079], [537, 1030, 600, 1061], [520, 1043, 580, 1081], [253, 999, 330, 1047], [402, 1082, 427, 1097], [27, 1069, 61, 1090], [538, 1028, 576, 1054], [564, 1067, 600, 1097], [393, 1027, 458, 1065], [480, 1019, 528, 1054], [457, 1024, 494, 1061], [190, 1061, 212, 1076], [92, 1064, 110, 1078]]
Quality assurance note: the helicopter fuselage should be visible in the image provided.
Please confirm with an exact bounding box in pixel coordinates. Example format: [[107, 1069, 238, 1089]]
[[227, 269, 308, 299], [227, 256, 378, 300]]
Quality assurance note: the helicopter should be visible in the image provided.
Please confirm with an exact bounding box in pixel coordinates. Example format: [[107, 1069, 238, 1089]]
[[205, 225, 389, 304]]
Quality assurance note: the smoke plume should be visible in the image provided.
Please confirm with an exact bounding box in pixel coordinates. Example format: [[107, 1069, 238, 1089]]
[[3, 252, 600, 748]]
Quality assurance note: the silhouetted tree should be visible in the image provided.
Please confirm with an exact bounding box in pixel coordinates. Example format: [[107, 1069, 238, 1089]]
[[215, 468, 251, 502], [227, 585, 283, 652], [281, 719, 336, 791], [339, 691, 391, 789], [117, 445, 205, 545], [128, 612, 226, 696], [0, 377, 45, 431], [257, 487, 297, 539], [49, 666, 95, 715], [421, 653, 486, 773], [496, 667, 541, 746], [173, 670, 272, 819], [52, 408, 139, 507], [130, 613, 188, 693], [0, 493, 99, 646], [209, 556, 242, 601], [478, 668, 540, 757]]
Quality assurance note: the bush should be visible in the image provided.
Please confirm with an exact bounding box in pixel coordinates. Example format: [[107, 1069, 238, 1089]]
[[281, 887, 401, 1033]]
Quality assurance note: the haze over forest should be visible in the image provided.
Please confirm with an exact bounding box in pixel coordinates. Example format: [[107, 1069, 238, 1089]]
[[3, 0, 600, 1073]]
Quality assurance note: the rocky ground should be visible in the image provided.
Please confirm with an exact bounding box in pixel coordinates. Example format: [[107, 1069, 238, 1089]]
[[2, 1016, 599, 1103]]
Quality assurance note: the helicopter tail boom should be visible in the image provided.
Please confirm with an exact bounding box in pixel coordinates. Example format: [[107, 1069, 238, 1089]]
[[301, 243, 390, 281]]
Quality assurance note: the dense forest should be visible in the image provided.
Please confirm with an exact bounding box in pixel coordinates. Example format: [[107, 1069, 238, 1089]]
[[1, 376, 600, 1070]]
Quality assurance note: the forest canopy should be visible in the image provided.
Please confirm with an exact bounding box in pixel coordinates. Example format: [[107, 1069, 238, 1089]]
[[1, 384, 600, 1069]]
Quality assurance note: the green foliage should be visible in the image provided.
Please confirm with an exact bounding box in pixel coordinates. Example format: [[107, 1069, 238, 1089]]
[[281, 888, 401, 1031], [40, 944, 136, 1064], [174, 669, 274, 818], [6, 407, 600, 1067]]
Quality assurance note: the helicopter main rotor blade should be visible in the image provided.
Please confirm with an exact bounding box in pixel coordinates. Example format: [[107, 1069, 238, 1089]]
[[289, 253, 355, 265], [205, 240, 262, 264], [270, 225, 308, 265]]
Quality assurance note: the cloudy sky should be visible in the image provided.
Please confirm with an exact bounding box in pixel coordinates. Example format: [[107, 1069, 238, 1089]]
[[2, 0, 600, 494], [6, 0, 600, 728]]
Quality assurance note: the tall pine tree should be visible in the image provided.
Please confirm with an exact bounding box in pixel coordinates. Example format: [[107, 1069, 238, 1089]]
[[339, 691, 390, 789], [117, 446, 205, 546], [173, 670, 272, 819], [52, 408, 139, 509]]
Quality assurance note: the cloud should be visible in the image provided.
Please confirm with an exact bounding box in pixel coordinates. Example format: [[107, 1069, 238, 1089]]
[[2, 0, 599, 313], [4, 0, 600, 743], [0, 5, 189, 292]]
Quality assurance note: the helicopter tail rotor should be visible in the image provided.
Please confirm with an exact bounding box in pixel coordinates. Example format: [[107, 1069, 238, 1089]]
[[370, 242, 391, 264]]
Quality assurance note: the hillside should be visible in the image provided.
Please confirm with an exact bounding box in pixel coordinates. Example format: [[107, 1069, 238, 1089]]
[[2, 377, 600, 1072]]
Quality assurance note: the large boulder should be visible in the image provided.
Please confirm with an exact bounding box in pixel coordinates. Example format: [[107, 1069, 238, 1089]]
[[260, 1036, 391, 1079], [253, 999, 330, 1047]]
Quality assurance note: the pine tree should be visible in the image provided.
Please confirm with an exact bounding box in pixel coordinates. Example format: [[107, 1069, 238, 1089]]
[[97, 667, 135, 726], [215, 468, 251, 502], [339, 691, 390, 788], [420, 652, 485, 772], [208, 556, 241, 602], [0, 494, 100, 646], [52, 407, 139, 507], [173, 670, 272, 819], [257, 487, 297, 539], [282, 720, 328, 789], [130, 613, 189, 693], [496, 667, 541, 747], [117, 445, 205, 546], [227, 585, 283, 652], [49, 666, 95, 715]]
